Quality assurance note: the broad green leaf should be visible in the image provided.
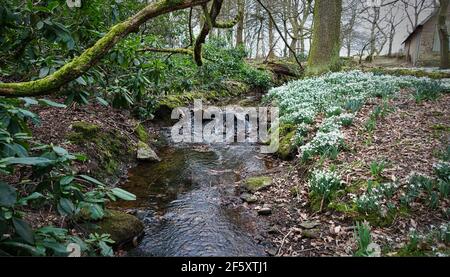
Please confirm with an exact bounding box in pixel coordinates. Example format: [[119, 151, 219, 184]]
[[0, 182, 17, 207], [57, 198, 75, 216], [17, 192, 43, 206], [60, 175, 75, 186], [99, 241, 114, 257], [20, 97, 38, 106], [2, 157, 52, 166], [39, 67, 50, 78], [38, 99, 67, 108], [37, 226, 68, 237], [111, 188, 136, 201], [36, 21, 44, 30], [0, 241, 44, 256], [96, 96, 109, 106], [75, 77, 87, 86], [52, 146, 68, 156], [87, 203, 104, 220], [79, 175, 104, 186], [12, 218, 35, 244]]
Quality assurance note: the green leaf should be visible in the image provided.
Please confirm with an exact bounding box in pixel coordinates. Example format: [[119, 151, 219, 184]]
[[52, 146, 68, 156], [20, 97, 38, 106], [0, 241, 44, 256], [57, 198, 75, 216], [12, 218, 35, 244], [60, 175, 75, 186], [17, 192, 43, 206], [99, 241, 114, 257], [87, 203, 104, 220], [38, 99, 67, 108], [2, 157, 52, 166], [36, 21, 44, 30], [79, 175, 104, 186], [37, 226, 68, 237], [0, 182, 17, 207], [96, 96, 109, 106], [74, 153, 88, 162], [39, 67, 50, 78], [75, 77, 87, 86], [111, 188, 136, 201]]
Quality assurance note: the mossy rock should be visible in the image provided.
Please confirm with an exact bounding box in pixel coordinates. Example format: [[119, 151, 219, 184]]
[[87, 210, 144, 246], [71, 121, 100, 137], [222, 80, 249, 96], [134, 123, 149, 142], [276, 123, 297, 160], [67, 122, 133, 181], [244, 176, 273, 192], [137, 141, 161, 162]]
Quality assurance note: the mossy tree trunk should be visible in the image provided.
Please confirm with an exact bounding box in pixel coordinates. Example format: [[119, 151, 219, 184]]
[[236, 0, 245, 47], [439, 0, 449, 69], [0, 0, 211, 97], [307, 0, 342, 75]]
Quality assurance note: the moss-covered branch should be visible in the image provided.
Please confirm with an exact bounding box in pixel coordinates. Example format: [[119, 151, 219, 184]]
[[213, 1, 243, 29], [138, 47, 194, 55], [193, 0, 226, 66], [0, 0, 211, 97]]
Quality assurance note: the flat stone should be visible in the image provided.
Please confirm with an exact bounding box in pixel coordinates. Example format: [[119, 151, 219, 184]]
[[266, 248, 278, 256], [137, 141, 161, 162], [240, 193, 258, 203], [299, 221, 320, 229], [244, 176, 273, 192], [302, 228, 320, 239], [258, 206, 272, 216]]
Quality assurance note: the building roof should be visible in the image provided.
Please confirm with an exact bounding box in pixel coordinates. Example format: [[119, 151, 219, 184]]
[[402, 9, 438, 44]]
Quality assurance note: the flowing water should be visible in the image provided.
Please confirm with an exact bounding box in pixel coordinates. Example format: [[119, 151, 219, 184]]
[[118, 127, 270, 257]]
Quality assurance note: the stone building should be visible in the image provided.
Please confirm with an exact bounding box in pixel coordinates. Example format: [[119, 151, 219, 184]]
[[403, 6, 450, 67]]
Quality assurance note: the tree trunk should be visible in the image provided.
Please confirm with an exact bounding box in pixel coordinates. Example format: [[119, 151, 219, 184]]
[[307, 0, 342, 75], [388, 31, 394, 57], [268, 11, 275, 59], [439, 0, 449, 69], [0, 0, 211, 97], [236, 0, 245, 47]]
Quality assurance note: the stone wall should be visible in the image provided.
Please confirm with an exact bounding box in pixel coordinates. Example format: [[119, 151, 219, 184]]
[[416, 6, 450, 67]]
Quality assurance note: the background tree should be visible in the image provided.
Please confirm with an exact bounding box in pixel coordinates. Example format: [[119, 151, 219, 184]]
[[307, 0, 343, 75], [438, 0, 449, 68]]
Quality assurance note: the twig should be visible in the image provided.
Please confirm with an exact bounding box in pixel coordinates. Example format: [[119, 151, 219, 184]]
[[255, 0, 303, 69], [277, 229, 293, 256]]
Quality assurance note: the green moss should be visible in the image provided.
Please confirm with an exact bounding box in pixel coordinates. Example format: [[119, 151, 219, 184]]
[[87, 210, 144, 245], [328, 200, 358, 215], [67, 122, 132, 180], [134, 123, 149, 142], [105, 159, 119, 175], [157, 85, 248, 111], [71, 121, 100, 137], [345, 179, 368, 193], [431, 124, 450, 133], [278, 130, 296, 160], [244, 176, 273, 192], [290, 186, 299, 197], [275, 123, 297, 160], [309, 195, 323, 212]]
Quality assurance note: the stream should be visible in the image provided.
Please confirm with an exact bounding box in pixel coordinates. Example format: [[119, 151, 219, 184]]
[[118, 121, 271, 256]]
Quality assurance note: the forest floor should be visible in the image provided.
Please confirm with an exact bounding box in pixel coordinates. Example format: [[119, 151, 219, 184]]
[[14, 100, 145, 230], [14, 72, 449, 257], [242, 90, 449, 257]]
